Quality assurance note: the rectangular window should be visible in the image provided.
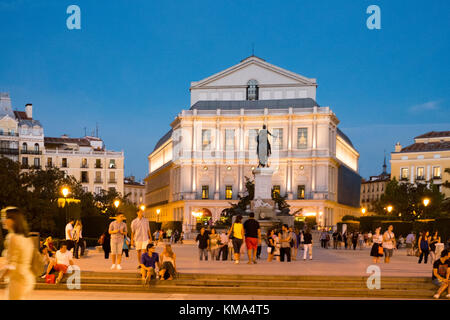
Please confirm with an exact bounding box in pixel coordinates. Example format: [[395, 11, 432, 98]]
[[109, 171, 116, 183], [95, 159, 102, 168], [82, 186, 88, 193], [297, 128, 308, 149], [225, 129, 235, 150], [109, 159, 116, 169], [225, 185, 233, 200], [433, 166, 441, 178], [248, 129, 258, 150], [202, 129, 211, 150], [62, 158, 68, 168], [417, 167, 424, 180], [272, 128, 283, 149], [22, 157, 28, 166], [81, 158, 88, 168], [202, 185, 209, 200], [81, 171, 88, 183], [95, 172, 102, 183], [272, 185, 281, 198], [47, 158, 52, 167], [297, 185, 305, 199], [95, 187, 102, 194], [34, 158, 40, 168], [400, 168, 409, 180]]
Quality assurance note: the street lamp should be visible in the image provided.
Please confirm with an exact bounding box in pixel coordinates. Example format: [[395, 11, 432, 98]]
[[156, 208, 160, 223], [114, 199, 120, 209], [361, 208, 367, 215], [387, 205, 393, 213], [423, 198, 430, 207], [61, 187, 70, 223], [140, 204, 146, 212]]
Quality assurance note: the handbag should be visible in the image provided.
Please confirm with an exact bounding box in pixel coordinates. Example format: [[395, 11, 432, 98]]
[[378, 244, 384, 255], [45, 274, 55, 284]]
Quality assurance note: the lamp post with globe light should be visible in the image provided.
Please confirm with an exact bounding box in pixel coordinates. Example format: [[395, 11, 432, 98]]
[[61, 187, 70, 223]]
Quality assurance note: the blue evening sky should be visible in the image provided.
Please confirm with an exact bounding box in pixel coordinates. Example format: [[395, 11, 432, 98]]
[[1, 0, 449, 181]]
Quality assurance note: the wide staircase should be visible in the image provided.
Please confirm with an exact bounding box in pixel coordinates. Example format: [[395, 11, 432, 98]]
[[11, 272, 434, 299]]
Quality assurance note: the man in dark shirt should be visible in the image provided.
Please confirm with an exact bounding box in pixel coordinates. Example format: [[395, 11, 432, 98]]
[[303, 229, 313, 260], [196, 228, 210, 261], [432, 249, 450, 299], [243, 212, 261, 264]]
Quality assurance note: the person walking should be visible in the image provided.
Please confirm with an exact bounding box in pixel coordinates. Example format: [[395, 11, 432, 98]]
[[108, 213, 128, 270], [218, 230, 229, 261], [0, 207, 35, 300], [320, 229, 327, 249], [406, 232, 415, 256], [293, 228, 300, 259], [358, 232, 365, 250], [429, 231, 441, 264], [332, 230, 339, 250], [131, 209, 152, 268], [303, 229, 313, 260], [370, 227, 383, 263], [243, 212, 261, 264], [266, 229, 276, 262], [196, 227, 210, 261], [279, 224, 292, 262], [352, 232, 358, 250], [228, 215, 245, 264], [418, 231, 430, 264], [382, 225, 396, 263], [343, 231, 348, 250], [99, 229, 111, 259], [209, 228, 220, 261], [73, 220, 85, 259], [65, 218, 75, 252]]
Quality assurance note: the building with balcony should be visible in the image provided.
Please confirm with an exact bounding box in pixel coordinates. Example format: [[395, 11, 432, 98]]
[[391, 131, 450, 197], [360, 157, 390, 212], [145, 56, 362, 233], [124, 176, 145, 207], [44, 135, 124, 195]]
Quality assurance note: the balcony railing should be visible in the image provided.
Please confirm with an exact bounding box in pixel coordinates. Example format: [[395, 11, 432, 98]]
[[108, 179, 117, 184], [95, 164, 103, 169], [0, 148, 19, 155], [20, 150, 42, 155], [416, 176, 425, 181], [0, 132, 18, 137], [81, 164, 89, 168], [81, 179, 89, 183], [433, 176, 442, 180], [94, 179, 103, 184]]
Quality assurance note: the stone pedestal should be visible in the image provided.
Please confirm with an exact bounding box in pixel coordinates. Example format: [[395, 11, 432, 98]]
[[253, 168, 274, 200]]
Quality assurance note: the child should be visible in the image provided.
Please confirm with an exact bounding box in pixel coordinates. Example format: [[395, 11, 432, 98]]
[[122, 235, 131, 258]]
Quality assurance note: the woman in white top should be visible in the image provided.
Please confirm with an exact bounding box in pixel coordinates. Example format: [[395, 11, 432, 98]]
[[159, 244, 176, 280], [382, 225, 396, 263], [0, 207, 35, 300], [370, 227, 383, 263]]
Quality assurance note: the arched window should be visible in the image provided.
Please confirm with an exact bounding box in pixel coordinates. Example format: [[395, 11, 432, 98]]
[[34, 143, 39, 152], [247, 79, 259, 101], [22, 142, 27, 152]]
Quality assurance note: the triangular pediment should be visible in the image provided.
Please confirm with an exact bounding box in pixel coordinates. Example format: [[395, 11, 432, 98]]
[[191, 56, 317, 88]]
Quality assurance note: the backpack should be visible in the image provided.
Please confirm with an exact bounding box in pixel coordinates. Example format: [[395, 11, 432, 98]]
[[98, 234, 105, 245]]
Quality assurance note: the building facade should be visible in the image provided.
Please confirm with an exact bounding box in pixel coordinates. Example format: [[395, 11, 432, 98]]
[[360, 158, 390, 212], [391, 131, 450, 198], [145, 57, 361, 234], [124, 176, 145, 206], [0, 92, 124, 196], [44, 135, 124, 195]]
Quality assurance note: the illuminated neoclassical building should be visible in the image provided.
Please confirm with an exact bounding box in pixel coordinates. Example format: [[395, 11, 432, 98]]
[[145, 56, 361, 234]]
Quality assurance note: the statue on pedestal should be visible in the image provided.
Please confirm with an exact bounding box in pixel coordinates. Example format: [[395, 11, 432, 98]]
[[256, 125, 273, 168]]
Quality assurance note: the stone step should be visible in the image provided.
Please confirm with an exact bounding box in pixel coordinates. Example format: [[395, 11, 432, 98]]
[[35, 277, 435, 290], [31, 283, 435, 299]]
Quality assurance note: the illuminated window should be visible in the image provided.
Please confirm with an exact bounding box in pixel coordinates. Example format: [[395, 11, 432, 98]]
[[297, 185, 305, 199], [109, 159, 116, 169], [47, 158, 52, 167], [202, 186, 209, 200], [433, 166, 441, 178], [202, 129, 211, 150], [417, 167, 424, 180], [297, 128, 308, 149], [272, 128, 283, 149], [401, 168, 409, 180], [225, 185, 233, 200], [62, 158, 68, 168]]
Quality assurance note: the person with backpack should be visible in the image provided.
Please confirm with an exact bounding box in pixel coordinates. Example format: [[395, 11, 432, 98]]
[[0, 207, 36, 300], [99, 229, 111, 259], [418, 231, 430, 264]]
